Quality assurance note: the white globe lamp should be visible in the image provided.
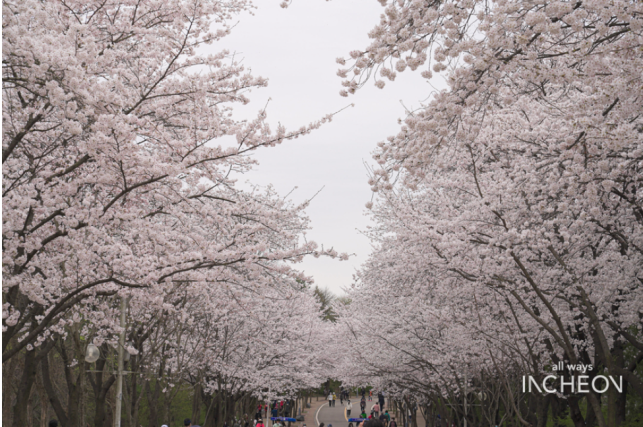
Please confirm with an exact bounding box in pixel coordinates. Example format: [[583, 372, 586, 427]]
[[85, 343, 100, 363]]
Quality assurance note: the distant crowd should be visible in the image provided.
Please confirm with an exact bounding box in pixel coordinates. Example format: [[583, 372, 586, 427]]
[[322, 388, 398, 427]]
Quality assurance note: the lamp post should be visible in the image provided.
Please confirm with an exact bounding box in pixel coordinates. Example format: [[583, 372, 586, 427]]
[[114, 295, 129, 427], [84, 302, 134, 427]]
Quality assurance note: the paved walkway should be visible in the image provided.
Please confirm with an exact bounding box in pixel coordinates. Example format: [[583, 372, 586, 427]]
[[264, 395, 426, 427], [315, 396, 389, 427], [314, 397, 427, 427], [265, 396, 328, 427]]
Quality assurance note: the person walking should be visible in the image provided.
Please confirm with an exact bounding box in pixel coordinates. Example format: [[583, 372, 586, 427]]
[[378, 393, 385, 410], [346, 399, 353, 418], [256, 420, 265, 427], [332, 392, 337, 407], [372, 402, 380, 417], [389, 417, 398, 427], [328, 391, 334, 407], [379, 412, 388, 427], [360, 397, 366, 413], [368, 390, 373, 401]]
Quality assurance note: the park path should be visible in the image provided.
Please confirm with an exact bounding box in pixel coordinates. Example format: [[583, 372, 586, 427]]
[[315, 395, 427, 427], [265, 394, 427, 427], [265, 396, 329, 427]]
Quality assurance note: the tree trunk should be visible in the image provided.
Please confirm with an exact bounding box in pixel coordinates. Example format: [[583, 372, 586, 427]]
[[39, 373, 49, 427], [567, 396, 587, 427], [145, 380, 160, 427], [27, 385, 35, 427], [41, 351, 70, 427], [13, 348, 37, 427], [611, 341, 626, 427], [128, 360, 144, 427], [193, 382, 203, 424], [585, 393, 600, 427], [536, 395, 550, 427]]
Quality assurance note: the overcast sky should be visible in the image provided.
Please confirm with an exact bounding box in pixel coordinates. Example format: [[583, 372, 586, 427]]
[[212, 0, 436, 295]]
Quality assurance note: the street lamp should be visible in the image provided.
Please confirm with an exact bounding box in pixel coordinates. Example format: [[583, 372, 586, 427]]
[[82, 297, 132, 427], [85, 343, 100, 363]]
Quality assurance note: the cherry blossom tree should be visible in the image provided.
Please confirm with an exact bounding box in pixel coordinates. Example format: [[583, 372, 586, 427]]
[[336, 1, 643, 426], [3, 0, 341, 424]]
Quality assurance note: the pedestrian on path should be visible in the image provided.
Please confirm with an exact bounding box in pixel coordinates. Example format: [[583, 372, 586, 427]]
[[256, 420, 265, 427], [328, 392, 333, 407], [372, 403, 380, 417], [368, 391, 373, 401], [378, 393, 385, 410], [360, 397, 366, 413], [332, 392, 337, 407], [389, 417, 398, 427], [346, 399, 353, 418], [360, 411, 368, 419]]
